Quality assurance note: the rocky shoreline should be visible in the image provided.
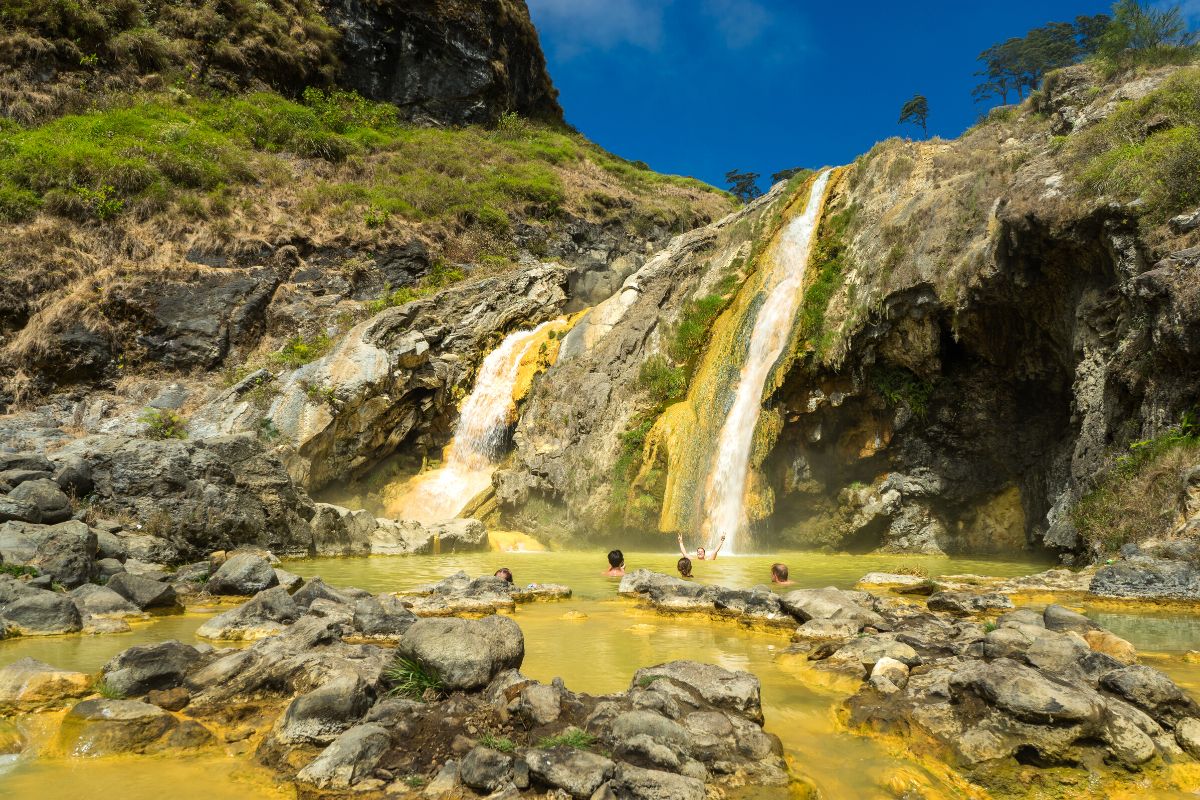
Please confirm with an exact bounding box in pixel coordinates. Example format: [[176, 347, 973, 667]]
[[620, 569, 1200, 794], [0, 569, 792, 800]]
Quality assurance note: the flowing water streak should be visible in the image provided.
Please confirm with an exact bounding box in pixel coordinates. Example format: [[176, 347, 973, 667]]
[[385, 322, 552, 522], [702, 171, 832, 553]]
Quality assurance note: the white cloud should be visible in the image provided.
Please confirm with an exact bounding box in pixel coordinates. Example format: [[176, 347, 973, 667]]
[[527, 0, 673, 57], [701, 0, 772, 49], [528, 0, 780, 57]]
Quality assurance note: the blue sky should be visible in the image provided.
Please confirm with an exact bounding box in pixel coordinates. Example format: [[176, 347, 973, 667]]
[[526, 0, 1195, 191]]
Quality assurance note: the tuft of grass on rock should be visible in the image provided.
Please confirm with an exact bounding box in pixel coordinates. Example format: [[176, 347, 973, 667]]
[[138, 408, 188, 440], [537, 728, 595, 750], [385, 657, 444, 700], [92, 678, 125, 700], [479, 733, 516, 753]]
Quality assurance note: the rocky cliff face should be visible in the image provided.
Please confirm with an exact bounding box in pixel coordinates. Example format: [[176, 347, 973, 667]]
[[492, 62, 1200, 560], [327, 0, 563, 125]]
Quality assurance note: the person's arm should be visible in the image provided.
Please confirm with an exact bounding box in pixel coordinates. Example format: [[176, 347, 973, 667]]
[[677, 533, 688, 557], [710, 535, 727, 560]]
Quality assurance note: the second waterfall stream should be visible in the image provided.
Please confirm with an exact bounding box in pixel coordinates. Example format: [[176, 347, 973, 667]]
[[703, 170, 833, 553], [383, 321, 553, 523]]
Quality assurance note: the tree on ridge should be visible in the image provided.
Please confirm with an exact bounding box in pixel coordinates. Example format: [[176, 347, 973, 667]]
[[898, 94, 929, 137]]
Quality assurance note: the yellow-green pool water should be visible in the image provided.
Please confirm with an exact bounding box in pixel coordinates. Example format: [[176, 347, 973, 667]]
[[4, 550, 1200, 799]]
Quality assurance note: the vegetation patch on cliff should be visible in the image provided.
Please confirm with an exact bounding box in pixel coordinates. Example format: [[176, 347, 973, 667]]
[[1071, 412, 1200, 556], [1069, 66, 1200, 222]]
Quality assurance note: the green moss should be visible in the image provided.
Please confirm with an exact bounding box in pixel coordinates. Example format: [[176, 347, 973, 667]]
[[800, 204, 856, 358]]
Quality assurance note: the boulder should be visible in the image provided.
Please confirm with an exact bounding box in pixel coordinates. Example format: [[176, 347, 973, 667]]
[[311, 503, 377, 556], [29, 523, 98, 588], [106, 572, 178, 610], [1176, 717, 1200, 758], [604, 763, 705, 800], [510, 683, 562, 726], [271, 674, 375, 745], [1090, 557, 1200, 601], [101, 640, 204, 696], [1042, 604, 1098, 634], [4, 478, 72, 524], [295, 723, 391, 790], [926, 591, 1013, 615], [0, 658, 92, 713], [524, 748, 614, 798], [69, 583, 141, 618], [197, 586, 301, 641], [779, 587, 886, 630], [274, 568, 304, 593], [0, 588, 83, 634], [629, 661, 763, 724], [206, 552, 279, 596], [395, 615, 524, 691], [352, 595, 417, 639], [427, 519, 489, 552], [59, 698, 180, 755], [461, 746, 514, 794], [952, 658, 1105, 724], [1101, 665, 1200, 725]]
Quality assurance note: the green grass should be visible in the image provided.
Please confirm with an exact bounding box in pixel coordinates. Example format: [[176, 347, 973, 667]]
[[268, 333, 333, 370], [1069, 67, 1200, 223], [637, 355, 686, 406], [138, 408, 188, 440], [0, 564, 38, 578], [385, 657, 444, 700], [0, 86, 723, 228], [636, 674, 666, 688], [537, 728, 596, 750], [479, 734, 517, 753], [1071, 412, 1200, 556]]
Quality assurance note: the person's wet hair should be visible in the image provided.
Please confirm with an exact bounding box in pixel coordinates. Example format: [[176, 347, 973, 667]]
[[494, 567, 513, 584], [607, 549, 624, 568], [676, 556, 693, 578], [771, 563, 789, 582]]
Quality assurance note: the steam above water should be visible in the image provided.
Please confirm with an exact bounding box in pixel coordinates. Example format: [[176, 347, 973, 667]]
[[702, 171, 832, 554], [385, 322, 552, 523]]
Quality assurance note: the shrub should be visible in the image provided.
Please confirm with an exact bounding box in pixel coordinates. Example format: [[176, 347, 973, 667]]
[[385, 657, 444, 700], [138, 408, 188, 440], [872, 366, 935, 419]]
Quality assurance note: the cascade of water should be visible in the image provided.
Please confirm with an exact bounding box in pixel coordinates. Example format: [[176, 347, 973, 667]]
[[384, 321, 552, 523], [701, 171, 832, 554]]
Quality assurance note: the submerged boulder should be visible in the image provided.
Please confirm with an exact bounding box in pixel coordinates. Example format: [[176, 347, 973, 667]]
[[0, 658, 92, 713]]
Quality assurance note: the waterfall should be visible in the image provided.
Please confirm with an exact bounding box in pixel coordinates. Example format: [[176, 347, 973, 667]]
[[701, 170, 832, 553], [384, 321, 553, 523]]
